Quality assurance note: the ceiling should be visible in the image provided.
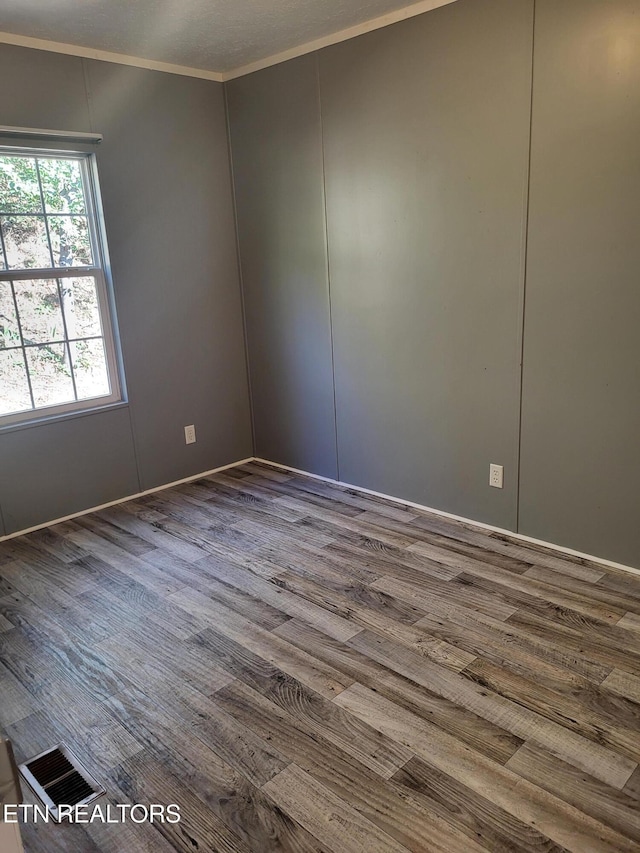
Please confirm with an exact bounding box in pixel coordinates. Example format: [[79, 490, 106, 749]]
[[0, 0, 455, 78]]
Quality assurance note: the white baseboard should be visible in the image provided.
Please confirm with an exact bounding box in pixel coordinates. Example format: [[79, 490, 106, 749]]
[[4, 452, 639, 581], [0, 457, 254, 543], [254, 457, 640, 579]]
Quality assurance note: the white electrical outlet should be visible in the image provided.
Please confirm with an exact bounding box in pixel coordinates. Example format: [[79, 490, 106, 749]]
[[184, 424, 196, 445], [489, 464, 504, 489]]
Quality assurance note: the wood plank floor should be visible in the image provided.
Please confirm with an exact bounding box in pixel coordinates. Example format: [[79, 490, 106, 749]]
[[1, 460, 640, 852]]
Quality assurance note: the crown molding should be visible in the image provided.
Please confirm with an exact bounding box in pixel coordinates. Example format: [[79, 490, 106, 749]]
[[221, 0, 458, 80], [0, 30, 225, 81], [0, 0, 458, 84]]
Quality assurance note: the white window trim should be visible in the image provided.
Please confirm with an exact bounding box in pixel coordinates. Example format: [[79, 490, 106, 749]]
[[0, 146, 124, 428]]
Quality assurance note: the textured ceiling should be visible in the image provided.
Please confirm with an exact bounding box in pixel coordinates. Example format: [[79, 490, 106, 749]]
[[0, 0, 444, 73]]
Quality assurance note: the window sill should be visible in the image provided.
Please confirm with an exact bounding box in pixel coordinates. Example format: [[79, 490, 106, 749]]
[[0, 400, 130, 435]]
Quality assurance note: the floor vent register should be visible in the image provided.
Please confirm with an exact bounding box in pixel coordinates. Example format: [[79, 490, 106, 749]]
[[19, 744, 105, 821]]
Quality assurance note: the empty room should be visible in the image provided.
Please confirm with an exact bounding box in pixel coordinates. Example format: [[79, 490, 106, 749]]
[[1, 0, 639, 850]]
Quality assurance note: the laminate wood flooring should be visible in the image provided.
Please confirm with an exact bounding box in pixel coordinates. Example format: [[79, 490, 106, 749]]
[[1, 461, 640, 851]]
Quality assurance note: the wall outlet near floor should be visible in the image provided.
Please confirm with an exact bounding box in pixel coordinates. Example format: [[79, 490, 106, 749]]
[[489, 463, 504, 489], [184, 424, 197, 445]]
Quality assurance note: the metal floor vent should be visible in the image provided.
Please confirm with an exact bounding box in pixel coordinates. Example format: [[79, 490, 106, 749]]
[[19, 744, 105, 821]]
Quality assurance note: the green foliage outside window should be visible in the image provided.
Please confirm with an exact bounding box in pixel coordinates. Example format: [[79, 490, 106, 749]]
[[0, 152, 115, 419]]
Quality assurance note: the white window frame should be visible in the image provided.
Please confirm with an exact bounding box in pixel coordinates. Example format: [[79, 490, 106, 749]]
[[0, 145, 123, 427]]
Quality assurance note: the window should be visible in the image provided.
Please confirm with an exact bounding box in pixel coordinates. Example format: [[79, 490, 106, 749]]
[[0, 149, 121, 426]]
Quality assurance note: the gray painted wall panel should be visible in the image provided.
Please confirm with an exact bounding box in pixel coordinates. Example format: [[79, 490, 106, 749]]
[[86, 62, 253, 489], [320, 0, 533, 527], [519, 0, 640, 566], [226, 0, 640, 567], [0, 45, 252, 533], [0, 407, 139, 534], [0, 44, 91, 131], [226, 55, 338, 478]]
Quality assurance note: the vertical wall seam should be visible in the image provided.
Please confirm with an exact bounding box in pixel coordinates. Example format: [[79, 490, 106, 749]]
[[126, 405, 144, 492], [316, 51, 341, 482], [515, 0, 537, 534], [81, 57, 95, 133], [0, 498, 7, 537], [223, 81, 257, 457], [82, 57, 143, 493]]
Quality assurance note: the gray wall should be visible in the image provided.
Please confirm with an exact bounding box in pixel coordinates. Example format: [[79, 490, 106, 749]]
[[0, 45, 252, 535], [228, 0, 534, 531], [518, 0, 640, 566], [321, 0, 532, 529], [227, 56, 338, 477], [228, 0, 640, 567]]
